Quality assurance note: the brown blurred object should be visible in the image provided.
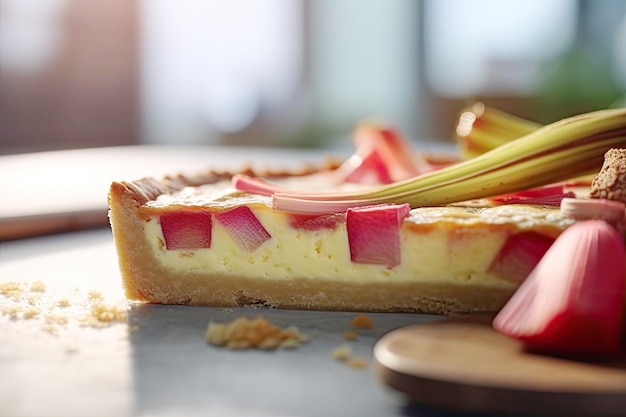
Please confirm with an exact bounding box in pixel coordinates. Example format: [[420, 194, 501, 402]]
[[0, 0, 139, 154]]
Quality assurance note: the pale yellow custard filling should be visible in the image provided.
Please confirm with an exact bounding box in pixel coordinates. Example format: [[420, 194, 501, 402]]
[[141, 182, 574, 287]]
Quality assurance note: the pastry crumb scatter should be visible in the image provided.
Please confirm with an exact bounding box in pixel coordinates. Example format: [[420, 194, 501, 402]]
[[1, 280, 126, 331], [345, 357, 368, 369], [204, 316, 307, 350], [0, 282, 22, 293], [331, 344, 352, 361], [343, 330, 358, 341], [2, 305, 23, 318], [331, 344, 368, 369], [0, 282, 24, 297], [87, 290, 103, 300], [80, 303, 127, 328], [22, 308, 41, 319], [350, 314, 374, 329]]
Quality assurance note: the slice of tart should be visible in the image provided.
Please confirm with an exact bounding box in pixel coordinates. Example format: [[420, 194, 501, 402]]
[[109, 173, 575, 314]]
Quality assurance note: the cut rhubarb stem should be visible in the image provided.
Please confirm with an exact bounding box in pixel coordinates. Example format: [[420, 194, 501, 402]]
[[488, 232, 555, 283], [490, 184, 576, 206], [231, 175, 291, 197], [288, 213, 345, 231], [493, 220, 626, 356], [339, 150, 394, 185], [160, 210, 212, 250], [336, 123, 428, 184], [346, 203, 410, 267], [214, 206, 271, 252]]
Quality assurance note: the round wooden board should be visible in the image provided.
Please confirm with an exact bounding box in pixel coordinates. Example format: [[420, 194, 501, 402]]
[[374, 316, 626, 416]]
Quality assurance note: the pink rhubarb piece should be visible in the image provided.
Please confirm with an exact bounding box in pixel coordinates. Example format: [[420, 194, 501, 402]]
[[288, 213, 345, 231], [493, 219, 625, 356], [488, 232, 555, 283], [160, 210, 212, 250], [214, 206, 271, 252], [346, 203, 410, 267]]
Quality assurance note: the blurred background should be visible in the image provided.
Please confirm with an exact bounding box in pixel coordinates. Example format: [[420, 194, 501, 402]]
[[0, 0, 625, 155]]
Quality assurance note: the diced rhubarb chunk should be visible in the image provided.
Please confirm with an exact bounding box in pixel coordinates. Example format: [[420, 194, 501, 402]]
[[341, 151, 393, 185], [346, 203, 410, 267], [491, 184, 576, 206], [495, 184, 567, 199], [214, 206, 271, 252], [160, 210, 212, 250], [488, 232, 555, 283], [493, 220, 626, 356], [288, 213, 345, 231]]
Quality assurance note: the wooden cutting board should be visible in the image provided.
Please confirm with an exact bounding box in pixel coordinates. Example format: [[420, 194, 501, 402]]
[[374, 315, 626, 416]]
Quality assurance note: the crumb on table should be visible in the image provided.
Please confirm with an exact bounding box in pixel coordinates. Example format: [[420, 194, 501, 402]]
[[22, 308, 41, 319], [80, 303, 127, 328], [204, 315, 307, 350], [87, 290, 103, 300], [331, 344, 369, 369], [331, 344, 352, 361], [350, 314, 374, 329], [343, 330, 358, 340]]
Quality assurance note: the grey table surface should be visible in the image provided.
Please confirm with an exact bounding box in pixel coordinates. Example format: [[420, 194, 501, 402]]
[[0, 228, 455, 417]]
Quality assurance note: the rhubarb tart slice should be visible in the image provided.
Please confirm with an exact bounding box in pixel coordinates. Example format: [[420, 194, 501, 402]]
[[109, 173, 574, 313]]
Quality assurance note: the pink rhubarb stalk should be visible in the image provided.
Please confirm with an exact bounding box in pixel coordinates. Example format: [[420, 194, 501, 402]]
[[337, 123, 428, 185], [214, 206, 271, 252], [493, 219, 625, 356], [340, 150, 393, 185], [346, 203, 410, 267], [231, 174, 302, 197]]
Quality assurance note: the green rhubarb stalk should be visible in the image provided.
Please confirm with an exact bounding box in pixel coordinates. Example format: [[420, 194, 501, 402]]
[[273, 108, 626, 214], [383, 137, 624, 206], [471, 104, 540, 136], [456, 103, 542, 159]]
